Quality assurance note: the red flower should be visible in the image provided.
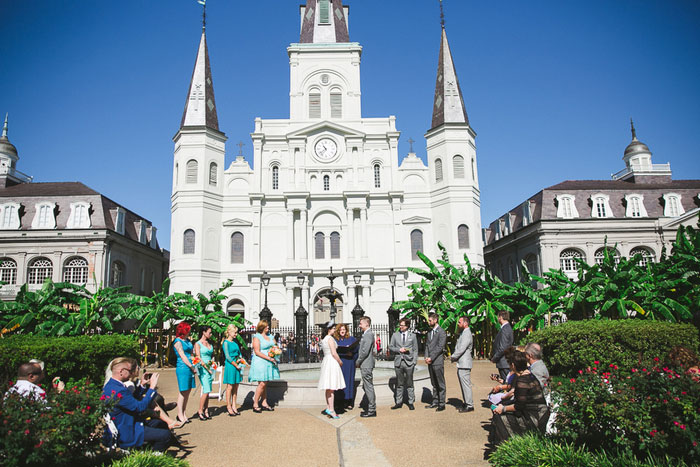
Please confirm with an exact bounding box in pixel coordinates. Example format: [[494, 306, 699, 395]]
[[592, 367, 597, 371], [694, 441, 698, 447], [653, 357, 660, 362], [631, 368, 638, 373], [24, 429, 29, 435], [34, 440, 43, 448], [86, 405, 91, 410], [682, 391, 687, 395], [680, 424, 686, 430], [100, 395, 106, 401], [642, 368, 647, 372], [594, 360, 600, 365], [116, 393, 122, 399], [674, 421, 679, 426], [25, 419, 30, 424], [578, 370, 583, 375], [570, 378, 576, 383]]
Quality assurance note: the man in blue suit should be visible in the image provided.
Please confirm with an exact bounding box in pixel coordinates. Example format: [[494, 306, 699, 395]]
[[491, 311, 514, 381], [103, 357, 171, 452]]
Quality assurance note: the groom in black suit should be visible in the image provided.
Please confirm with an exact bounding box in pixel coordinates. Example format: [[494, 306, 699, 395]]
[[491, 310, 513, 381]]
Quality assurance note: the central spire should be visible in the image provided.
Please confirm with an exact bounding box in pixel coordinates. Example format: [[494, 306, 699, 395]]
[[180, 30, 219, 131], [430, 18, 469, 129], [299, 0, 350, 43]]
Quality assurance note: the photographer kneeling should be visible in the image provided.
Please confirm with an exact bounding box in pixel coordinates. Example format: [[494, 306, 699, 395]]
[[103, 357, 171, 452]]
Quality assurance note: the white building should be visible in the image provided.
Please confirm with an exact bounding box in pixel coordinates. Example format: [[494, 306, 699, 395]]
[[169, 1, 483, 326]]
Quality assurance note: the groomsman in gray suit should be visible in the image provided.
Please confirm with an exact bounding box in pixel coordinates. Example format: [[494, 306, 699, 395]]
[[356, 316, 376, 417], [424, 312, 447, 411], [389, 318, 418, 410], [451, 316, 474, 413]]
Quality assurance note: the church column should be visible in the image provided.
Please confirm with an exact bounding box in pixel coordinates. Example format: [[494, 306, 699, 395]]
[[286, 286, 294, 324], [346, 208, 355, 260], [304, 285, 312, 326], [301, 209, 308, 262], [287, 210, 295, 262], [360, 208, 368, 258]]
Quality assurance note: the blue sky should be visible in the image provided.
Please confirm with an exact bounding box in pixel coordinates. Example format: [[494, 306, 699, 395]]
[[2, 0, 699, 250]]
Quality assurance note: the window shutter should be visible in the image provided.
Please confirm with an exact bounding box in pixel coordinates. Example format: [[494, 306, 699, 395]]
[[209, 162, 217, 186], [458, 224, 469, 249], [319, 0, 330, 23], [435, 159, 443, 182], [315, 232, 325, 259], [453, 155, 465, 179], [186, 160, 198, 184], [330, 93, 342, 118], [309, 93, 321, 119], [183, 229, 195, 254], [330, 232, 340, 258], [410, 230, 423, 260], [231, 232, 244, 263]]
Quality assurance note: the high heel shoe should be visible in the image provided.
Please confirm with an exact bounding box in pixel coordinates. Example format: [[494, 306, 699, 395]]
[[204, 411, 212, 420], [261, 405, 274, 412], [197, 412, 207, 421], [325, 410, 339, 420], [252, 407, 262, 413]]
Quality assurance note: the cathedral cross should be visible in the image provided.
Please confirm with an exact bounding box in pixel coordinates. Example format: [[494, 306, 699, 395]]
[[237, 141, 245, 156], [408, 137, 415, 153]]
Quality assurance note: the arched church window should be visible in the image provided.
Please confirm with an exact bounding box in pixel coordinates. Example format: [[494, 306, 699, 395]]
[[63, 256, 88, 284], [410, 229, 423, 260], [315, 232, 325, 259], [183, 229, 195, 255], [330, 231, 340, 259], [323, 175, 330, 191], [231, 232, 244, 264], [209, 162, 217, 186], [28, 257, 52, 285], [457, 224, 470, 249], [309, 92, 321, 119], [435, 158, 443, 182], [0, 258, 17, 285], [272, 166, 279, 190], [560, 249, 583, 273], [373, 164, 381, 188], [630, 247, 654, 267], [594, 247, 620, 265], [453, 155, 465, 179], [330, 91, 342, 119], [186, 160, 198, 184]]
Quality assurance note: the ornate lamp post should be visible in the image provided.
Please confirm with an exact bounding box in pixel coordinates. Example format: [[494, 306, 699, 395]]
[[325, 267, 342, 322], [352, 269, 364, 338], [294, 271, 308, 363], [387, 268, 399, 339], [259, 271, 272, 326]]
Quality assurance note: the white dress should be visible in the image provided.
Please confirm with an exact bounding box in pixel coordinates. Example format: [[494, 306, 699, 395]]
[[317, 335, 346, 391]]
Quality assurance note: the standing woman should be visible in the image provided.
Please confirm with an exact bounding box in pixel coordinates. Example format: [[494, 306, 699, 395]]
[[248, 320, 279, 413], [317, 322, 346, 419], [222, 324, 243, 416], [173, 322, 197, 424], [335, 323, 359, 409], [194, 325, 214, 420]]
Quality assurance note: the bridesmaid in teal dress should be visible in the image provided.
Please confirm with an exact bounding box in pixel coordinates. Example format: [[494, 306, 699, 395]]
[[173, 322, 197, 424], [248, 320, 280, 413], [223, 324, 244, 416], [194, 325, 215, 420]]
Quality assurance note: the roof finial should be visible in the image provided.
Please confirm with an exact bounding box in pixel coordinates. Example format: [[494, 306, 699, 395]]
[[1, 113, 7, 139], [197, 0, 206, 31], [407, 137, 415, 153], [439, 0, 445, 29], [630, 117, 637, 141]]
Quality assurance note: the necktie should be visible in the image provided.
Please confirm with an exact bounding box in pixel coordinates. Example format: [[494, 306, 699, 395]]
[[402, 333, 405, 345]]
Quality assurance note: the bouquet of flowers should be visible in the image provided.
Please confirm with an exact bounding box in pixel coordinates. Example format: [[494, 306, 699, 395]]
[[268, 346, 282, 361], [191, 356, 201, 367], [236, 357, 249, 367]]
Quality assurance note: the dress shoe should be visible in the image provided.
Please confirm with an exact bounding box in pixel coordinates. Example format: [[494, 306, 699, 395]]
[[425, 403, 439, 409], [407, 404, 415, 410], [458, 406, 474, 413], [390, 404, 403, 410], [436, 406, 446, 412], [360, 411, 377, 418], [261, 405, 274, 412]]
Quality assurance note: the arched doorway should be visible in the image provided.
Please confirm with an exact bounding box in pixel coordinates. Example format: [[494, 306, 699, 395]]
[[226, 299, 245, 321], [312, 288, 344, 325]]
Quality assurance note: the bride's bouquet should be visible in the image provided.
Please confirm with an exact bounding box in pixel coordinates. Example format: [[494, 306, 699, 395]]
[[236, 357, 249, 367], [268, 346, 282, 362]]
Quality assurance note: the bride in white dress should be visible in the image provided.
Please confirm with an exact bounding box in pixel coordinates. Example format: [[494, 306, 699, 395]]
[[317, 322, 346, 419]]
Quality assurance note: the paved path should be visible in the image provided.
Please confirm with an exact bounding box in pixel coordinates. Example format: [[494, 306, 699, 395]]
[[157, 360, 496, 466]]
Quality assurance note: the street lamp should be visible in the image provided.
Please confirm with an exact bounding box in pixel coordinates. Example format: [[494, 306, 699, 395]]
[[260, 271, 272, 326], [352, 269, 364, 337], [387, 268, 399, 339], [326, 266, 342, 321], [294, 271, 308, 363]]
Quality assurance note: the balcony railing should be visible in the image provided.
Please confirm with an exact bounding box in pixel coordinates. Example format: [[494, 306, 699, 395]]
[[611, 163, 671, 180], [0, 165, 33, 183]]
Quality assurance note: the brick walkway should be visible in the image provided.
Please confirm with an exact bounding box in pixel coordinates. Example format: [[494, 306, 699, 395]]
[[157, 360, 496, 466]]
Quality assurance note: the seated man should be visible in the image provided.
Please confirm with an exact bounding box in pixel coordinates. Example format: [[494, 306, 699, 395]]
[[524, 342, 550, 403], [103, 357, 171, 452], [7, 361, 64, 401]]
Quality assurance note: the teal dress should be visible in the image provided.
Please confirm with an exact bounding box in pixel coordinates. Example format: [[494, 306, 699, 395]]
[[196, 341, 214, 394], [174, 337, 196, 391], [248, 333, 280, 382], [223, 340, 243, 385]]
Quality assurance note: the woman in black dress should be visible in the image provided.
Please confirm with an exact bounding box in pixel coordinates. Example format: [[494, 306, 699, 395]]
[[334, 323, 359, 409]]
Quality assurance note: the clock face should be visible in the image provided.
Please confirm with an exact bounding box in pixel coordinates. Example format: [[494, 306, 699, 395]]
[[314, 138, 338, 161]]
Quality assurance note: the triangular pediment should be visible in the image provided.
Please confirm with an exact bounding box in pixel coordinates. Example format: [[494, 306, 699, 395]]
[[402, 216, 432, 224], [287, 121, 365, 139], [223, 218, 253, 227]]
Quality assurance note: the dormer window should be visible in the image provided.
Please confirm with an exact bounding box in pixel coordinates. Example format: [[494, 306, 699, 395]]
[[522, 201, 533, 226], [32, 202, 56, 229], [663, 193, 684, 217], [0, 203, 21, 230], [319, 0, 330, 24], [115, 207, 126, 235], [624, 194, 647, 218], [555, 194, 578, 219], [148, 226, 158, 249], [67, 202, 91, 229], [139, 221, 148, 244], [590, 194, 613, 218]]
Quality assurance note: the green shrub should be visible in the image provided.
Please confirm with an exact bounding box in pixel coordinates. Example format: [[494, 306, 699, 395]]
[[0, 381, 114, 467], [522, 320, 699, 376], [0, 335, 140, 387], [109, 451, 189, 467], [552, 361, 700, 465], [489, 433, 690, 467]]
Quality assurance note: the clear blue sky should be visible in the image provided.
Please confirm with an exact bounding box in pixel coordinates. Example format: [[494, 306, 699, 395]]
[[2, 0, 699, 250]]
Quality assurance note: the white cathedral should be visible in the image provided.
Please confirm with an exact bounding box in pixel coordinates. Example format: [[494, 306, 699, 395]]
[[169, 0, 483, 327]]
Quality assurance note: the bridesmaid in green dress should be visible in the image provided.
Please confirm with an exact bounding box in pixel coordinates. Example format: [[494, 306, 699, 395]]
[[223, 324, 244, 416], [194, 325, 215, 420]]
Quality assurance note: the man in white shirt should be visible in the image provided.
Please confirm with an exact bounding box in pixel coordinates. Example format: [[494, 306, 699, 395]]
[[7, 362, 63, 401]]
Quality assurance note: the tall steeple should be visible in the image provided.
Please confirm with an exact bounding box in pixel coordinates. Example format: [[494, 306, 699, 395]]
[[0, 113, 18, 162], [431, 21, 469, 129], [299, 0, 350, 43], [180, 31, 219, 130]]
